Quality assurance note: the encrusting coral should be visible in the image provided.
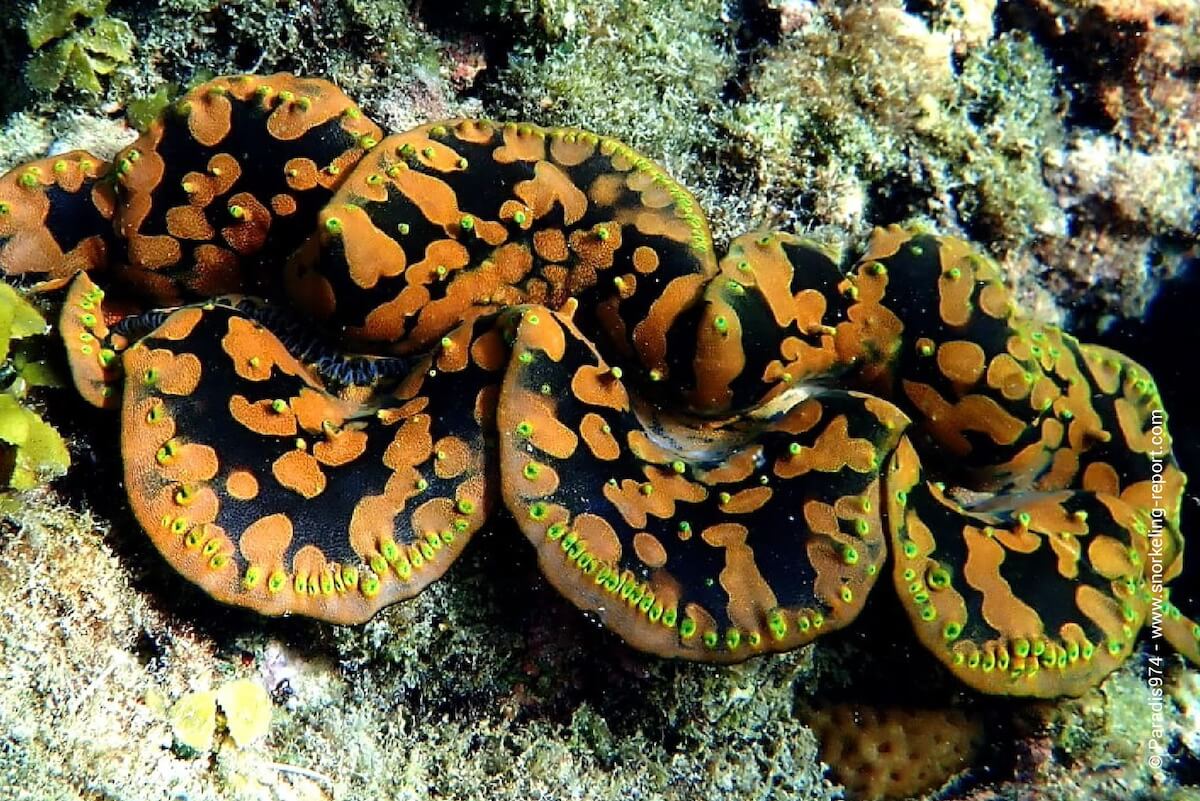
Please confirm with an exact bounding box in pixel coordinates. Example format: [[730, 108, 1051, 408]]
[[0, 72, 1192, 699], [169, 678, 272, 753], [801, 702, 984, 801]]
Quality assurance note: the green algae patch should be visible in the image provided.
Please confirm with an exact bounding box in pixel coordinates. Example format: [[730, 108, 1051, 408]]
[[25, 0, 110, 49], [0, 283, 47, 348], [0, 393, 69, 491], [126, 84, 178, 132], [0, 283, 68, 496], [24, 0, 135, 95]]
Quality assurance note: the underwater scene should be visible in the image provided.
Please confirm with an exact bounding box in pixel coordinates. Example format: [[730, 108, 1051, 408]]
[[0, 1, 1197, 799]]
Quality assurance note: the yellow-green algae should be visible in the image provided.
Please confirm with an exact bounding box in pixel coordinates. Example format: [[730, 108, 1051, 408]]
[[24, 0, 135, 95], [25, 0, 108, 49], [0, 283, 68, 498], [124, 83, 177, 133]]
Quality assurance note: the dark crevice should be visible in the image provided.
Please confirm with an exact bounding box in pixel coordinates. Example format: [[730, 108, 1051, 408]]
[[1090, 253, 1200, 620], [719, 0, 781, 106], [0, 22, 31, 118], [412, 1, 527, 97], [868, 157, 938, 226], [1171, 738, 1200, 786], [996, 2, 1146, 133]]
